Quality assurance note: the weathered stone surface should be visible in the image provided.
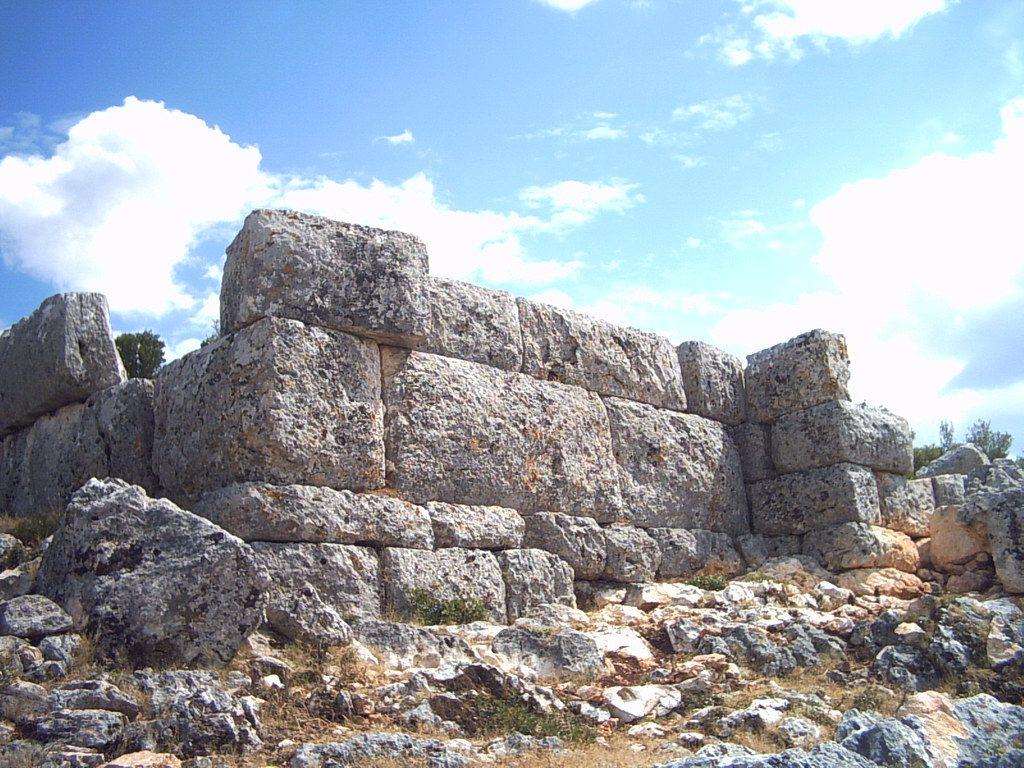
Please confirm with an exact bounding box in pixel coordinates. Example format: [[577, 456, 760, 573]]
[[988, 489, 1024, 592], [929, 505, 989, 572], [220, 209, 430, 344], [931, 474, 967, 506], [427, 502, 524, 550], [29, 708, 127, 750], [648, 528, 744, 579], [492, 627, 603, 678], [517, 298, 686, 410], [36, 479, 265, 666], [0, 293, 125, 435], [154, 317, 384, 505], [917, 443, 991, 478], [605, 398, 748, 533], [676, 341, 746, 425], [383, 350, 622, 519], [381, 547, 507, 623], [350, 619, 475, 670], [876, 473, 935, 537], [749, 464, 880, 536], [771, 401, 913, 475], [836, 568, 928, 598], [803, 523, 919, 573], [194, 483, 432, 549], [604, 684, 681, 723], [757, 555, 833, 590], [522, 513, 606, 579], [0, 595, 73, 639], [264, 586, 354, 646], [603, 525, 661, 583], [729, 422, 774, 483], [745, 330, 851, 424], [423, 278, 522, 371], [252, 542, 381, 622], [497, 549, 575, 621]]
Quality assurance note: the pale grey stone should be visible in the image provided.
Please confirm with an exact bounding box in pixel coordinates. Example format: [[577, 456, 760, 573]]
[[917, 443, 991, 478], [605, 398, 748, 534], [931, 474, 967, 506], [154, 317, 384, 505], [264, 586, 354, 646], [0, 293, 124, 435], [427, 502, 524, 550], [220, 209, 430, 344], [35, 479, 265, 666], [736, 533, 769, 568], [803, 523, 918, 573], [0, 533, 24, 570], [764, 535, 803, 558], [749, 463, 880, 536], [497, 548, 575, 621], [729, 422, 775, 483], [522, 513, 606, 579], [648, 528, 744, 579], [80, 379, 158, 492], [988, 489, 1024, 593], [492, 627, 603, 678], [252, 542, 382, 621], [383, 350, 622, 519], [676, 341, 746, 425], [771, 400, 913, 475], [0, 595, 73, 639], [517, 297, 687, 410], [381, 547, 507, 623], [876, 473, 935, 538], [745, 329, 851, 424], [423, 278, 522, 371], [0, 558, 38, 600], [603, 525, 661, 583], [195, 483, 433, 549], [48, 680, 140, 719], [29, 708, 127, 750]]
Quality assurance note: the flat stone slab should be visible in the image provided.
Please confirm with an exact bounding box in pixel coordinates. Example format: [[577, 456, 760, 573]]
[[604, 398, 748, 534], [749, 463, 881, 536], [771, 400, 914, 475], [380, 547, 507, 623], [194, 483, 433, 549], [153, 317, 384, 506], [876, 473, 935, 538], [426, 501, 524, 550], [0, 293, 125, 435], [423, 278, 522, 371], [517, 298, 686, 410], [220, 209, 430, 344], [497, 548, 575, 622], [745, 329, 850, 424], [383, 350, 622, 519], [676, 341, 746, 425]]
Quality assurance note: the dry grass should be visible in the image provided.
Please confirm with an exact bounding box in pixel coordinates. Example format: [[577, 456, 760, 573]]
[[0, 511, 61, 546]]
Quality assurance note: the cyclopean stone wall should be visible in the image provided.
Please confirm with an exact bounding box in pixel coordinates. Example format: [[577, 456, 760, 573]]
[[4, 208, 1016, 641]]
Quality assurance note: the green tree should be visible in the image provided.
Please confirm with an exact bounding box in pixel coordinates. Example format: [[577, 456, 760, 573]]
[[115, 331, 165, 379], [963, 419, 1013, 460], [913, 445, 944, 472], [939, 420, 956, 451]]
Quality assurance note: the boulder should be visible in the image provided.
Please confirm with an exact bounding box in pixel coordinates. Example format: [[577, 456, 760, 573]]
[[836, 568, 928, 599], [757, 556, 834, 591], [153, 317, 384, 505], [917, 444, 991, 478], [380, 547, 507, 623], [350, 619, 474, 670], [988, 488, 1024, 592], [648, 528, 743, 579], [492, 627, 603, 678], [427, 502, 524, 550], [0, 595, 73, 639], [876, 473, 935, 537], [382, 349, 622, 519], [605, 397, 748, 533], [675, 341, 746, 425], [603, 684, 681, 723], [929, 505, 989, 573], [521, 513, 606, 579], [29, 708, 127, 751], [220, 209, 430, 344], [748, 463, 880, 536], [35, 479, 266, 666], [744, 329, 850, 424], [802, 523, 919, 573], [423, 278, 522, 371], [931, 473, 967, 506], [0, 534, 24, 570], [729, 422, 775, 483], [603, 525, 661, 583], [771, 401, 913, 475], [194, 483, 433, 549], [497, 549, 575, 621], [0, 293, 124, 435], [517, 297, 687, 410], [102, 753, 182, 768]]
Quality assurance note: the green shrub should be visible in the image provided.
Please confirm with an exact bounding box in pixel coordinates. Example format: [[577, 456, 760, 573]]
[[473, 695, 597, 744], [736, 571, 771, 583], [685, 574, 728, 591], [115, 330, 165, 379], [408, 590, 489, 625]]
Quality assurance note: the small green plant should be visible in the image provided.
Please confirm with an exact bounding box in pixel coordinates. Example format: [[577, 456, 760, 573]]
[[473, 695, 597, 744], [685, 574, 728, 591], [408, 591, 489, 625], [736, 571, 771, 583]]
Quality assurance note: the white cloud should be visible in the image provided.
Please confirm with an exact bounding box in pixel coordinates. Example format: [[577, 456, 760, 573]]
[[376, 129, 415, 145], [518, 179, 644, 228], [675, 155, 705, 169], [672, 94, 755, 131], [580, 125, 626, 141], [535, 0, 599, 12], [165, 336, 203, 361]]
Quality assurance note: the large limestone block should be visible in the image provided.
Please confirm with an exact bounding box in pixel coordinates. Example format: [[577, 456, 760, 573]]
[[251, 542, 382, 621], [35, 479, 265, 666], [745, 329, 850, 424], [803, 523, 919, 573], [517, 298, 686, 410], [154, 317, 384, 505], [194, 483, 433, 549], [497, 549, 575, 622], [929, 505, 989, 573], [426, 502, 524, 550], [988, 489, 1024, 593], [749, 463, 880, 536], [423, 278, 522, 371], [931, 474, 967, 506], [383, 350, 622, 519], [836, 568, 927, 599], [380, 547, 506, 623], [728, 422, 774, 483], [876, 473, 935, 538], [220, 209, 430, 344], [604, 398, 748, 534], [675, 341, 746, 425], [771, 401, 914, 475], [603, 525, 661, 583], [0, 293, 125, 435], [916, 444, 990, 478], [522, 513, 606, 579], [648, 528, 744, 579]]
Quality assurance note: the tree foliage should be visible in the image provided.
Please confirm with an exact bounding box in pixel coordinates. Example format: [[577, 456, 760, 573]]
[[115, 331, 165, 379], [913, 418, 1016, 472]]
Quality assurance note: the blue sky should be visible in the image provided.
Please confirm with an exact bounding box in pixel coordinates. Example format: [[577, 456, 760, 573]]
[[1, 0, 1023, 452]]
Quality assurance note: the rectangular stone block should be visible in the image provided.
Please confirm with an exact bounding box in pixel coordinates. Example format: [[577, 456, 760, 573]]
[[423, 278, 522, 371], [748, 463, 881, 536], [194, 483, 434, 549], [380, 547, 507, 623], [426, 502, 524, 550], [604, 398, 749, 535], [522, 512, 607, 579], [517, 298, 687, 410], [0, 293, 125, 435], [497, 549, 576, 621], [649, 528, 743, 579], [603, 524, 661, 582], [220, 209, 430, 345], [876, 473, 935, 538], [803, 523, 919, 573], [675, 341, 746, 425], [383, 350, 622, 519], [744, 330, 850, 424], [728, 422, 775, 483], [931, 474, 966, 506], [771, 400, 914, 475], [153, 317, 384, 506]]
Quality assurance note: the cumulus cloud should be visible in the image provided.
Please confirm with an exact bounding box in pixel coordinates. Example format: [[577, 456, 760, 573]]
[[535, 0, 599, 12], [376, 129, 414, 145], [672, 94, 755, 130], [518, 180, 644, 228]]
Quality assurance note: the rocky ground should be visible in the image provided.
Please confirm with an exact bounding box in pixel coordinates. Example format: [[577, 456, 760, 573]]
[[1, 517, 1022, 768]]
